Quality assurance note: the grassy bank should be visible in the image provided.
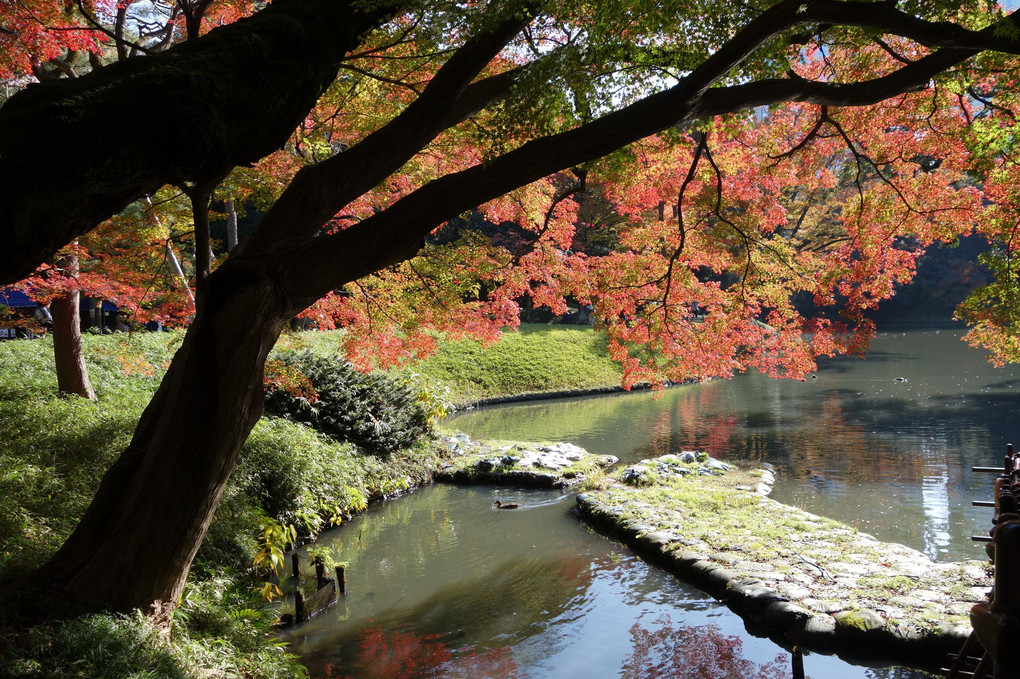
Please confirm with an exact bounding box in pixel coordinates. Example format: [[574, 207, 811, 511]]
[[0, 332, 445, 678], [402, 324, 623, 406], [0, 324, 621, 677]]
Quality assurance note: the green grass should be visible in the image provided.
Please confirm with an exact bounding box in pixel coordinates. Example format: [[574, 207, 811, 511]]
[[401, 324, 624, 406]]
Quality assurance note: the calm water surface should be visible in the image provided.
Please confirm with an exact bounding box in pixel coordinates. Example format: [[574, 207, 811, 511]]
[[286, 330, 1020, 678]]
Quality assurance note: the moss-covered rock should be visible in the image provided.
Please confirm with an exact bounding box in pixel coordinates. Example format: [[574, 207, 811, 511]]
[[574, 454, 992, 669], [434, 433, 617, 488]]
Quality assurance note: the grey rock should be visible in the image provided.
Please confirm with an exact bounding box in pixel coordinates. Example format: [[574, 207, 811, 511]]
[[477, 458, 500, 472], [789, 614, 837, 648], [727, 581, 786, 612], [621, 466, 651, 485], [834, 609, 885, 633], [703, 458, 731, 472]]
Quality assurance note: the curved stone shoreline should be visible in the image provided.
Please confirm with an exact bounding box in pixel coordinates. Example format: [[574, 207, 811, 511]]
[[449, 380, 687, 411], [574, 454, 991, 669]]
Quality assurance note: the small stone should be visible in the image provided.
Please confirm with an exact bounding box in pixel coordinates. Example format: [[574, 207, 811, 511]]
[[642, 531, 676, 547], [888, 595, 924, 610], [912, 589, 945, 602], [477, 458, 499, 471], [621, 466, 651, 485], [801, 598, 843, 613], [670, 550, 709, 567], [890, 624, 923, 642], [689, 561, 736, 590], [775, 583, 812, 600], [727, 581, 785, 613]]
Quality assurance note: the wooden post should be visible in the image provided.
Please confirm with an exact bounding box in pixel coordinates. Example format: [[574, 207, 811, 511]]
[[335, 565, 346, 595], [291, 552, 300, 579], [295, 590, 306, 623], [315, 558, 325, 589], [792, 646, 805, 679]]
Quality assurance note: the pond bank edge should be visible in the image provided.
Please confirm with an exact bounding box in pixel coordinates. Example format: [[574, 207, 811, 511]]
[[449, 380, 688, 411]]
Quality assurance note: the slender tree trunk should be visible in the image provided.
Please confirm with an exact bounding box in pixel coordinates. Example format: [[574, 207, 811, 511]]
[[225, 198, 238, 252], [51, 254, 96, 400], [39, 260, 297, 621], [185, 181, 219, 281], [52, 292, 95, 400]]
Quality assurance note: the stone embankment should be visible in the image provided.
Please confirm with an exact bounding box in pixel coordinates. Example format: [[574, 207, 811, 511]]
[[435, 435, 993, 668], [575, 453, 992, 667]]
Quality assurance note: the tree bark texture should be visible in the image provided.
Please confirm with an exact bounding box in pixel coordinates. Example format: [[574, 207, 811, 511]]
[[40, 258, 298, 618], [50, 253, 96, 401], [51, 289, 97, 401]]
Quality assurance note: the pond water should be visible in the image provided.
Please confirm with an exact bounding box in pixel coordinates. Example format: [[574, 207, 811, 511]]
[[284, 329, 1020, 678]]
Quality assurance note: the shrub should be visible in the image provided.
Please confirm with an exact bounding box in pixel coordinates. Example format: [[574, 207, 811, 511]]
[[264, 351, 434, 456]]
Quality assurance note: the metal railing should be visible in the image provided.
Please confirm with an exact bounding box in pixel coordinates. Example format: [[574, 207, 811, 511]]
[[944, 444, 1020, 679]]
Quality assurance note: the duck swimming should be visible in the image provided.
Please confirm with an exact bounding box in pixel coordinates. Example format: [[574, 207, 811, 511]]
[[493, 500, 519, 510]]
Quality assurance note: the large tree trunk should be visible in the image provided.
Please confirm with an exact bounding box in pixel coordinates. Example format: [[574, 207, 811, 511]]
[[39, 259, 299, 621]]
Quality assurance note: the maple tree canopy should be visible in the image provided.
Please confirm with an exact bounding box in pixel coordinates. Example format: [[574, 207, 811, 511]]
[[2, 1, 1020, 377]]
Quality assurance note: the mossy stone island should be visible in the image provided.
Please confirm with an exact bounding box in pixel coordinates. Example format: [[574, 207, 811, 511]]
[[573, 453, 992, 669]]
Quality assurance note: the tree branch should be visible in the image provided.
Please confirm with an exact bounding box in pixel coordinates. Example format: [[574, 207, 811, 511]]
[[238, 5, 538, 255], [274, 3, 1013, 302]]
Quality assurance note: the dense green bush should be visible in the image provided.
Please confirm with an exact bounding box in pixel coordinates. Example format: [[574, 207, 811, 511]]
[[264, 350, 434, 456]]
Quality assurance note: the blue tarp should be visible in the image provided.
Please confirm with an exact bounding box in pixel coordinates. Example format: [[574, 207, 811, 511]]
[[0, 288, 118, 311], [0, 288, 35, 308]]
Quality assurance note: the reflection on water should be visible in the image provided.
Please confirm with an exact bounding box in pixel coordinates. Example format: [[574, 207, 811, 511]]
[[450, 330, 1020, 562], [289, 330, 1016, 678], [288, 485, 934, 679]]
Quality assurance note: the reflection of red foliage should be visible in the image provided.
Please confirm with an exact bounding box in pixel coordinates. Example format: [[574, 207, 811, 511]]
[[444, 645, 519, 678], [623, 616, 797, 679], [324, 625, 519, 679]]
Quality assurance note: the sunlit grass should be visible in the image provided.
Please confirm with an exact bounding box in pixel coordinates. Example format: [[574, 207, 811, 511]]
[[401, 324, 624, 405]]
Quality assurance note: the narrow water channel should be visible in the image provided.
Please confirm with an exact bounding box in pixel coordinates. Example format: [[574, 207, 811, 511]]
[[283, 329, 1020, 678]]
